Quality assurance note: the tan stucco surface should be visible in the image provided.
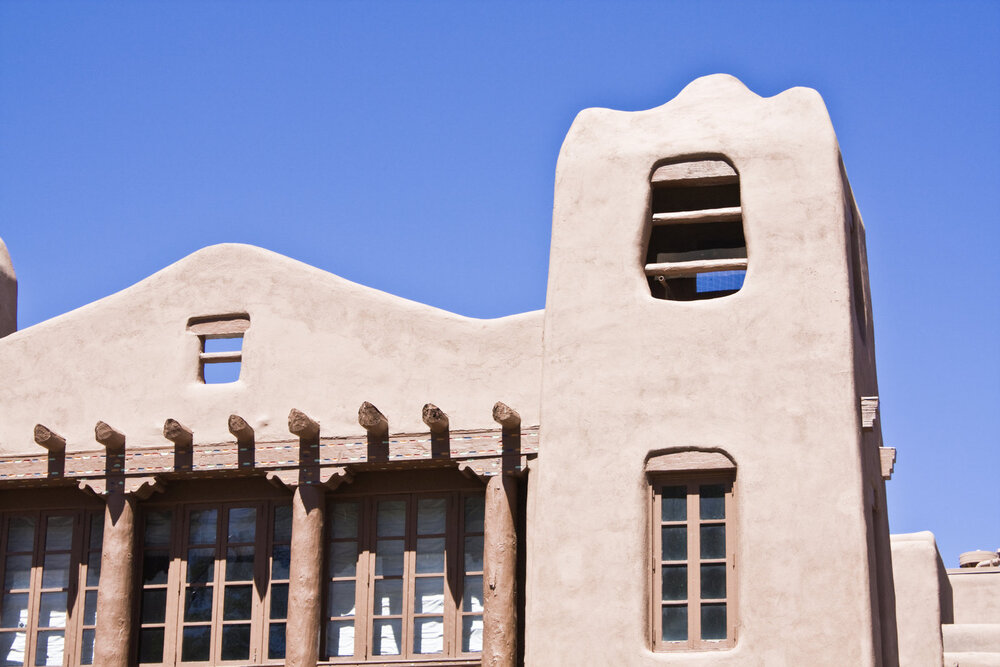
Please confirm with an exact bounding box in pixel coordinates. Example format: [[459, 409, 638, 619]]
[[892, 532, 947, 666], [0, 236, 15, 338], [948, 569, 1000, 624], [526, 74, 889, 665], [0, 243, 542, 453]]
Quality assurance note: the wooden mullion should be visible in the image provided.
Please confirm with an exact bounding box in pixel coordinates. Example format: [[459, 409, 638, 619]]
[[687, 484, 700, 648], [650, 486, 660, 650], [360, 497, 376, 661], [23, 509, 43, 667], [403, 494, 416, 659]]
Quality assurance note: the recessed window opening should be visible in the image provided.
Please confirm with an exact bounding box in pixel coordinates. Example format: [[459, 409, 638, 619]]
[[645, 160, 747, 301], [187, 315, 250, 385]]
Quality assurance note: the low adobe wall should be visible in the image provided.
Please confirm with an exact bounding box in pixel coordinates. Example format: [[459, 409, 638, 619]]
[[948, 568, 1000, 624], [891, 532, 949, 666]]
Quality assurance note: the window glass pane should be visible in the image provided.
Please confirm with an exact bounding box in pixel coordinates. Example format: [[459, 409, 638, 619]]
[[270, 583, 288, 619], [144, 511, 172, 547], [329, 581, 357, 617], [464, 536, 483, 572], [268, 622, 286, 659], [7, 517, 35, 552], [327, 541, 356, 578], [416, 538, 445, 574], [414, 577, 444, 614], [700, 525, 726, 560], [225, 546, 254, 582], [661, 565, 687, 601], [417, 498, 446, 535], [223, 585, 252, 621], [271, 544, 291, 580], [376, 501, 406, 537], [41, 554, 70, 589], [140, 589, 166, 624], [463, 575, 483, 613], [141, 551, 168, 586], [1, 594, 28, 629], [462, 615, 483, 653], [33, 630, 63, 666], [331, 503, 359, 539], [181, 626, 211, 662], [661, 605, 688, 642], [227, 507, 256, 543], [464, 495, 485, 534], [3, 556, 31, 590], [701, 564, 727, 599], [37, 593, 66, 628], [372, 580, 401, 616], [699, 485, 726, 520], [184, 587, 214, 622], [43, 516, 72, 552], [325, 620, 354, 657], [187, 548, 216, 584], [78, 628, 95, 665], [661, 525, 687, 561], [701, 603, 727, 640], [375, 540, 403, 577], [188, 509, 218, 545], [272, 505, 292, 543], [83, 590, 98, 626], [661, 487, 687, 522], [220, 624, 251, 660], [137, 628, 164, 663], [372, 619, 401, 656], [88, 515, 104, 551], [0, 631, 27, 665], [85, 552, 101, 587], [414, 617, 444, 654]]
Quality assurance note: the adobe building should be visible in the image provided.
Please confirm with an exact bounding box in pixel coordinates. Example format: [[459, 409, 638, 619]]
[[0, 75, 996, 666]]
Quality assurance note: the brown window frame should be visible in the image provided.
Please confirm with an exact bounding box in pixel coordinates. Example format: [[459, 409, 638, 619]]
[[0, 508, 96, 667], [322, 482, 485, 664], [649, 471, 737, 651], [135, 484, 291, 666]]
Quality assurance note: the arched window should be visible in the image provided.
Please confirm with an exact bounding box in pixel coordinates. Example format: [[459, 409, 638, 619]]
[[645, 160, 747, 301]]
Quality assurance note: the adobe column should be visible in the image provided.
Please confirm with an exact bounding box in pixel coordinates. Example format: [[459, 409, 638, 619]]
[[92, 422, 137, 667], [286, 410, 325, 667], [483, 403, 520, 667]]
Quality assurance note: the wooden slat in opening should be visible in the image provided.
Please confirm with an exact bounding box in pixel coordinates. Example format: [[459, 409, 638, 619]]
[[644, 258, 748, 279], [199, 351, 242, 364], [652, 207, 742, 226], [651, 160, 737, 187]]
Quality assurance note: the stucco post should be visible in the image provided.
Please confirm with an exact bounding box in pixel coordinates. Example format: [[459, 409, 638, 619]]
[[483, 472, 518, 667], [93, 491, 137, 667], [286, 483, 325, 667]]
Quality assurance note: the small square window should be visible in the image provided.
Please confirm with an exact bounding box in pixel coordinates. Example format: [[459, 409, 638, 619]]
[[186, 315, 250, 384]]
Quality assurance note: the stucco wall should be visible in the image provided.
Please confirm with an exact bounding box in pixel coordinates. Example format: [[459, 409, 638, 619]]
[[891, 532, 947, 667], [948, 569, 1000, 624], [526, 75, 884, 665], [0, 244, 543, 453]]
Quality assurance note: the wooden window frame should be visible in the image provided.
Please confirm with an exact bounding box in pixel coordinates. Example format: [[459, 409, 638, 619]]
[[136, 486, 290, 666], [322, 486, 485, 664], [0, 509, 91, 667], [649, 471, 737, 652]]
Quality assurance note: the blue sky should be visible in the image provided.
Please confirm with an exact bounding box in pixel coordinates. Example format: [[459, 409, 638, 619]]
[[0, 1, 997, 567]]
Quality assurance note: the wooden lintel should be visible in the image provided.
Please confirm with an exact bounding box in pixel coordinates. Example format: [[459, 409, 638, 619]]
[[359, 402, 388, 437], [492, 402, 521, 431], [94, 421, 125, 450], [288, 409, 320, 440], [422, 403, 450, 434], [33, 424, 66, 453]]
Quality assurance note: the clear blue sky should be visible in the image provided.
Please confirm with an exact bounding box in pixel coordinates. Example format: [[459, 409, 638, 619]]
[[0, 1, 997, 568]]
